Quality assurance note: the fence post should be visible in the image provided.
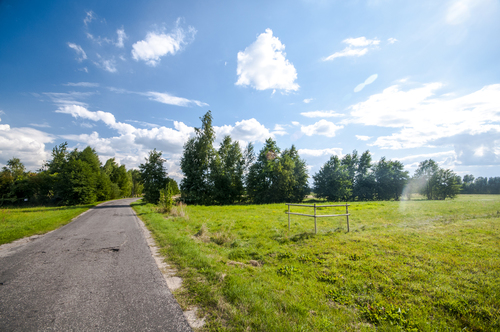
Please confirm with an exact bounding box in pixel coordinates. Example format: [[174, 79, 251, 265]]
[[314, 203, 317, 234], [288, 204, 290, 231], [346, 203, 349, 232]]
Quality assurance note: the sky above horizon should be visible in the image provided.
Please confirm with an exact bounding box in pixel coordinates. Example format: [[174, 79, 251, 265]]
[[1, 0, 499, 183]]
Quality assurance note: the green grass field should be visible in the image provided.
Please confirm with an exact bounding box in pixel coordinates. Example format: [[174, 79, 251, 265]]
[[132, 195, 500, 331], [0, 204, 97, 245]]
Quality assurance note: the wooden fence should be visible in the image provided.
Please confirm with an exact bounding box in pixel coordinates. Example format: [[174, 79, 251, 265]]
[[285, 203, 350, 233]]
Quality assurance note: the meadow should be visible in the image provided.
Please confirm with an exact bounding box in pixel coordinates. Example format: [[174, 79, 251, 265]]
[[0, 204, 97, 245], [132, 195, 500, 331]]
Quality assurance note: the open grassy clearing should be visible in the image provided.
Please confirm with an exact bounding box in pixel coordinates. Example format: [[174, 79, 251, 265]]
[[132, 195, 500, 331], [0, 204, 98, 245]]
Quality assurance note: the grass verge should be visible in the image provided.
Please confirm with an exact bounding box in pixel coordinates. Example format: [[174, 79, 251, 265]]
[[0, 204, 98, 245], [132, 195, 500, 331]]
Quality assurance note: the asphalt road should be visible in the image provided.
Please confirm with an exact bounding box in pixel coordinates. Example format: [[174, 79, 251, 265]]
[[0, 198, 192, 331]]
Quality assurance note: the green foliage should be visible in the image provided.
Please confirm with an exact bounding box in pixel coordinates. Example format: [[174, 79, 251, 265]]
[[276, 265, 301, 277], [209, 135, 245, 204], [313, 154, 351, 201], [313, 151, 409, 201], [413, 159, 461, 200], [246, 139, 309, 203], [180, 111, 216, 205], [158, 182, 174, 213], [139, 149, 168, 204], [360, 303, 417, 331]]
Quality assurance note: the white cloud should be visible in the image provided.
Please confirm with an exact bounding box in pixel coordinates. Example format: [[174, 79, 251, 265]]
[[132, 20, 196, 66], [68, 43, 87, 62], [291, 121, 300, 126], [236, 29, 299, 92], [355, 135, 371, 141], [30, 122, 51, 128], [216, 118, 272, 145], [116, 27, 127, 48], [343, 37, 380, 47], [348, 82, 500, 163], [301, 119, 344, 137], [44, 91, 95, 107], [143, 91, 208, 107], [56, 105, 135, 135], [387, 38, 398, 44], [396, 150, 456, 162], [303, 98, 314, 104], [0, 121, 55, 170], [272, 124, 288, 136], [84, 10, 95, 26], [323, 37, 380, 61], [94, 54, 117, 73], [300, 110, 345, 118], [298, 148, 343, 157], [64, 82, 99, 87], [354, 74, 378, 92], [54, 108, 277, 182]]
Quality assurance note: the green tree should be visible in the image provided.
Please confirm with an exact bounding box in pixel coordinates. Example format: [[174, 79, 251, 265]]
[[128, 169, 144, 197], [313, 155, 351, 202], [413, 159, 460, 200], [139, 149, 168, 204], [373, 158, 409, 200], [210, 135, 245, 204], [180, 111, 216, 205], [353, 150, 376, 201]]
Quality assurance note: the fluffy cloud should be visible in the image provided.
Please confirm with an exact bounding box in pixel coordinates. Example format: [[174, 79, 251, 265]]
[[348, 82, 500, 164], [68, 43, 87, 62], [387, 38, 398, 44], [301, 110, 345, 118], [301, 120, 344, 137], [132, 21, 196, 66], [354, 74, 378, 92], [116, 27, 127, 48], [143, 91, 208, 107], [303, 98, 313, 104], [0, 121, 55, 170], [236, 29, 299, 92], [298, 148, 343, 157], [355, 135, 371, 141], [272, 124, 288, 136], [55, 106, 276, 181], [323, 37, 380, 61], [216, 118, 272, 145]]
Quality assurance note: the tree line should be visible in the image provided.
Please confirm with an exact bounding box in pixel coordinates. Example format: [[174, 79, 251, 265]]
[[1, 110, 496, 207], [178, 111, 469, 205]]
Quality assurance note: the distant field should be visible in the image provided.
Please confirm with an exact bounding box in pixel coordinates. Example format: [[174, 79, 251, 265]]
[[0, 204, 97, 245], [134, 195, 500, 331]]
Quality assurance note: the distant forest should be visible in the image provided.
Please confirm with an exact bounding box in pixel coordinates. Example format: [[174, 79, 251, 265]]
[[1, 111, 499, 206]]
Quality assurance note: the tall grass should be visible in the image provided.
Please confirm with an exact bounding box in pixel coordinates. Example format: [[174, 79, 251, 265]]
[[132, 195, 500, 331]]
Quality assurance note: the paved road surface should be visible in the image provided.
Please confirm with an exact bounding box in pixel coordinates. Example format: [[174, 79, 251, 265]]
[[0, 198, 192, 331]]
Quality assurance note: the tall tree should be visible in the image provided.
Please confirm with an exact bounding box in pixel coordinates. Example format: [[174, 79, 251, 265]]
[[139, 149, 168, 204], [210, 136, 245, 204], [413, 159, 459, 200], [180, 111, 216, 205], [313, 155, 351, 202], [373, 158, 409, 200]]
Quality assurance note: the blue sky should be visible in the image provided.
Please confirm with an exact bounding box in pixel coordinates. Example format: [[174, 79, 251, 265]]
[[1, 0, 499, 182]]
